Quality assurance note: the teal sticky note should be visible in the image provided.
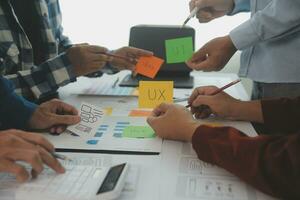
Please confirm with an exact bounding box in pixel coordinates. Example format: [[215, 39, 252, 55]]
[[165, 37, 194, 64], [122, 126, 156, 138]]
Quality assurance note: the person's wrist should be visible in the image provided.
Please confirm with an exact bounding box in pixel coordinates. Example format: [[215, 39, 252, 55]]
[[225, 35, 237, 53], [227, 99, 244, 120], [185, 121, 202, 142]]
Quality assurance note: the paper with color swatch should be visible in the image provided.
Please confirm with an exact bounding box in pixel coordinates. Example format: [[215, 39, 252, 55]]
[[165, 37, 194, 64], [57, 115, 163, 153], [138, 81, 173, 108]]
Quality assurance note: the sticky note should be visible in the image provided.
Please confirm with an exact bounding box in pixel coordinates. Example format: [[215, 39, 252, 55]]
[[135, 56, 164, 79], [203, 123, 223, 127], [138, 81, 173, 108], [165, 37, 194, 64], [104, 107, 113, 116], [129, 109, 152, 117], [122, 126, 156, 138]]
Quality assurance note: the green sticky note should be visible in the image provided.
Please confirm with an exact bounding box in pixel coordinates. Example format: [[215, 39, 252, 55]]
[[122, 126, 156, 138], [165, 37, 194, 64]]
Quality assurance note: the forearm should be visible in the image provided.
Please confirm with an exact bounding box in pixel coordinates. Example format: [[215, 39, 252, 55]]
[[10, 53, 76, 100], [230, 100, 263, 123], [230, 0, 300, 50], [192, 125, 300, 199]]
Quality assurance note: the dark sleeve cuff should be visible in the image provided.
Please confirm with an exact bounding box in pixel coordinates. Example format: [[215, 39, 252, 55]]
[[261, 97, 300, 133]]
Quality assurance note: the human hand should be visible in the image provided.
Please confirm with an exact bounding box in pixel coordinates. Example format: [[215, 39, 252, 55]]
[[0, 129, 65, 183], [189, 0, 234, 23], [28, 99, 80, 134], [110, 47, 153, 71], [147, 103, 200, 142], [186, 36, 237, 71], [188, 86, 240, 119], [67, 44, 112, 76]]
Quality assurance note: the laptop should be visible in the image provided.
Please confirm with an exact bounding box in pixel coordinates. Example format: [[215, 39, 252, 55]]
[[119, 25, 195, 89]]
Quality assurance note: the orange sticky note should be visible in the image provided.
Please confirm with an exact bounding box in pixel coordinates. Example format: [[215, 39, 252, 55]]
[[129, 109, 152, 117], [135, 56, 164, 79]]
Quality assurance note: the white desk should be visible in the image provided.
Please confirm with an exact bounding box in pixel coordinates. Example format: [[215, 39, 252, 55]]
[[56, 71, 276, 200]]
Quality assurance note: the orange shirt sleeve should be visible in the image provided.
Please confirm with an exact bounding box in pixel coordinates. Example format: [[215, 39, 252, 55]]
[[192, 125, 300, 199]]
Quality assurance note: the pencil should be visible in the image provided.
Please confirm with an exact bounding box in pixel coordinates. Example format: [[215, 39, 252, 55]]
[[186, 79, 241, 108]]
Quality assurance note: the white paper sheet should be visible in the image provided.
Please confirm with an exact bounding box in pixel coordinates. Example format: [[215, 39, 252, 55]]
[[159, 141, 268, 200], [48, 115, 163, 153]]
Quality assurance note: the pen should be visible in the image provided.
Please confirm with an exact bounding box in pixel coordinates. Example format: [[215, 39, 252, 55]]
[[182, 6, 201, 28], [186, 79, 241, 108], [112, 77, 120, 88], [51, 152, 73, 162], [173, 97, 189, 103]]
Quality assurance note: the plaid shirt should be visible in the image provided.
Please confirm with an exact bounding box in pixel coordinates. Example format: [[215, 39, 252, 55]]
[[0, 0, 76, 100]]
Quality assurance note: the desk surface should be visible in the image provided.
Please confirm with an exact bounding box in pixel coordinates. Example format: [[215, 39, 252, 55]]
[[56, 71, 275, 200], [59, 71, 249, 101]]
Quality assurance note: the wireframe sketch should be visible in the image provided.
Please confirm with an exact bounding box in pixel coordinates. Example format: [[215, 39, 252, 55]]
[[80, 104, 104, 124]]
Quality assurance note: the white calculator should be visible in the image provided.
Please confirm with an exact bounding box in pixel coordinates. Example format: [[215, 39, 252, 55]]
[[13, 163, 128, 200]]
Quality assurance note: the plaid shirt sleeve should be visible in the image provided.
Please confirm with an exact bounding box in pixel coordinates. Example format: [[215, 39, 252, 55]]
[[55, 0, 72, 52], [5, 52, 77, 100]]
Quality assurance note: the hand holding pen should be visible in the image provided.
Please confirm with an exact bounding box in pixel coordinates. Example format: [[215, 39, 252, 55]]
[[182, 0, 234, 27], [187, 79, 241, 119], [174, 79, 241, 118]]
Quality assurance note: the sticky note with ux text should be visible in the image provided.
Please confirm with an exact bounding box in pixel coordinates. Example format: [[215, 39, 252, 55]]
[[165, 37, 194, 64], [138, 81, 173, 108], [135, 56, 164, 79]]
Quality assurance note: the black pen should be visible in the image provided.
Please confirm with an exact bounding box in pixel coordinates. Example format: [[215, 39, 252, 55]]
[[51, 152, 73, 162], [112, 77, 120, 88]]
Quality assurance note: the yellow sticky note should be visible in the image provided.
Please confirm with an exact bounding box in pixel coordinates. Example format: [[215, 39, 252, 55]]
[[104, 107, 113, 116], [204, 123, 223, 127], [138, 81, 174, 108]]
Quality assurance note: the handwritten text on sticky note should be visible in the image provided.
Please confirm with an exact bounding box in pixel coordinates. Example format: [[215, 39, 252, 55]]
[[165, 37, 194, 64], [135, 56, 164, 79], [138, 81, 173, 108], [122, 126, 155, 138]]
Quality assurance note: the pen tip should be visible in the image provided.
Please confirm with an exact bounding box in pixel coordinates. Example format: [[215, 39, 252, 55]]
[[181, 18, 189, 28]]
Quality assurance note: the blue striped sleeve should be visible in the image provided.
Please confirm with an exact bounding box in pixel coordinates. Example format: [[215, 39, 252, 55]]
[[0, 76, 37, 130]]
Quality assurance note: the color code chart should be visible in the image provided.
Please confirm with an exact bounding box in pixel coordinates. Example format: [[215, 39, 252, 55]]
[[84, 116, 156, 145], [113, 121, 131, 138]]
